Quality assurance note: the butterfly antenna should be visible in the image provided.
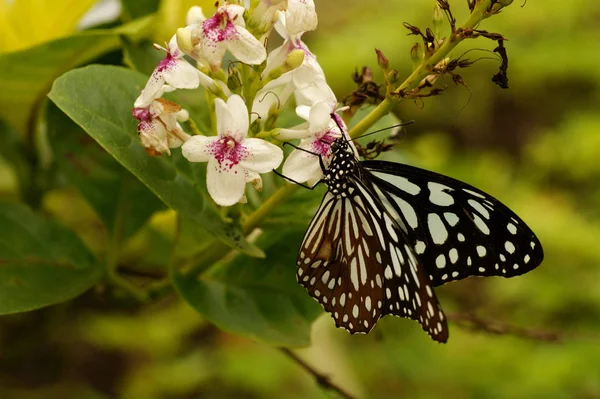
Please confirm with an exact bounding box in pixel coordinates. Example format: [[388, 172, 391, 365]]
[[352, 121, 415, 141]]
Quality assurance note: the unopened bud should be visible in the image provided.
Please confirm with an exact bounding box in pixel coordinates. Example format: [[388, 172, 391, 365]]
[[265, 49, 304, 82], [375, 49, 389, 70], [227, 68, 242, 92], [388, 69, 399, 85], [176, 27, 195, 54], [410, 42, 424, 68], [432, 4, 444, 39], [489, 0, 515, 14], [264, 102, 281, 132]]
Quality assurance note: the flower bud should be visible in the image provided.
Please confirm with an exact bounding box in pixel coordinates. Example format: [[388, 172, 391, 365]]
[[410, 42, 424, 68], [432, 4, 444, 39], [489, 0, 514, 14], [375, 49, 389, 70], [388, 69, 399, 85], [265, 49, 305, 82], [176, 27, 195, 55]]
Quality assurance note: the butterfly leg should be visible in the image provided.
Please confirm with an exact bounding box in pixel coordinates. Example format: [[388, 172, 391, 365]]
[[272, 169, 322, 190], [282, 142, 329, 174]]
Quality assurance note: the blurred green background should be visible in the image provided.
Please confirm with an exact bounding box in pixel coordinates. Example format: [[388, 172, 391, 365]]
[[2, 0, 600, 398]]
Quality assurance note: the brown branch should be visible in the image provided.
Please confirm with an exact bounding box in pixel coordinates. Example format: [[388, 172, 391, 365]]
[[448, 313, 600, 343], [280, 348, 356, 399]]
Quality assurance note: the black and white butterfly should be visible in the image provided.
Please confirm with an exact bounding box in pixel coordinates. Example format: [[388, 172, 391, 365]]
[[294, 121, 543, 343]]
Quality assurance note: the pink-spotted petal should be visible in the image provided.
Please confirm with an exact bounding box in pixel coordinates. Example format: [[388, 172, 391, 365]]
[[162, 59, 201, 90], [134, 69, 165, 108], [181, 135, 217, 163], [239, 138, 284, 173], [206, 160, 246, 206], [199, 33, 228, 67], [226, 27, 267, 65], [222, 4, 246, 27]]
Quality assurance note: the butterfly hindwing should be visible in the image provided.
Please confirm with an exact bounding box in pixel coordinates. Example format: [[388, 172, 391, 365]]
[[362, 159, 544, 287], [297, 177, 448, 342]]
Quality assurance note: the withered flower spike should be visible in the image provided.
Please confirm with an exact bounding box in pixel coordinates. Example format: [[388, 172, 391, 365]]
[[403, 22, 423, 37], [467, 0, 476, 12], [492, 40, 509, 89]]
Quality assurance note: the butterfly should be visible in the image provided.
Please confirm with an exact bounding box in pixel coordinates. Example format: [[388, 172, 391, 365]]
[[294, 120, 543, 343]]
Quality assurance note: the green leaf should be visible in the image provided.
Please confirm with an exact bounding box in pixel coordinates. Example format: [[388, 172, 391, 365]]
[[0, 17, 153, 135], [173, 228, 322, 347], [48, 65, 262, 257], [0, 202, 102, 314], [48, 103, 165, 240]]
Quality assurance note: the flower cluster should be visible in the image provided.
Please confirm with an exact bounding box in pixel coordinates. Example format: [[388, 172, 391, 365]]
[[132, 0, 346, 206]]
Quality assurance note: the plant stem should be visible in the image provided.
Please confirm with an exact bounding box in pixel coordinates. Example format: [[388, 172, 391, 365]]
[[348, 0, 492, 139]]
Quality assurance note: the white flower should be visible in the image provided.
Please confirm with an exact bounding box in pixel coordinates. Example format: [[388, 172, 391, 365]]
[[276, 100, 343, 185], [134, 35, 214, 108], [252, 10, 332, 121], [181, 4, 266, 70], [132, 98, 190, 156], [252, 0, 317, 35], [182, 95, 283, 206]]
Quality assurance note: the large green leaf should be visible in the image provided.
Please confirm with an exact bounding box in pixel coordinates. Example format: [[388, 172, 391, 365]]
[[48, 103, 165, 240], [173, 228, 322, 347], [0, 16, 153, 135], [48, 65, 262, 257], [0, 202, 102, 314]]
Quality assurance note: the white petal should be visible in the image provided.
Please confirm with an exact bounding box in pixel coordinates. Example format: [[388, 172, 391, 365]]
[[222, 4, 246, 27], [162, 59, 201, 89], [308, 101, 332, 133], [273, 10, 290, 40], [207, 160, 246, 206], [285, 0, 318, 35], [215, 97, 234, 137], [273, 125, 313, 140], [139, 119, 170, 155], [294, 73, 337, 108], [262, 41, 290, 77], [295, 105, 311, 121], [186, 6, 206, 25], [226, 27, 267, 65], [226, 94, 250, 136], [167, 34, 184, 58], [239, 138, 284, 173], [199, 32, 228, 67], [134, 70, 165, 108], [181, 135, 216, 163], [281, 148, 323, 184]]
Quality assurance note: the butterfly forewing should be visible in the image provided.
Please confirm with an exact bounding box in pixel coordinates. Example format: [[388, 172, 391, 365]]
[[297, 176, 448, 342], [362, 160, 544, 287]]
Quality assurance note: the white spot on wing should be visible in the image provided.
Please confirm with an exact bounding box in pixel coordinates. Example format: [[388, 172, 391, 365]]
[[444, 212, 459, 227], [468, 199, 490, 219], [427, 213, 448, 245], [428, 182, 454, 206], [373, 172, 421, 195], [505, 241, 516, 254]]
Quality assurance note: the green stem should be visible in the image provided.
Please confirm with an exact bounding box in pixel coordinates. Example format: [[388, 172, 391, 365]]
[[348, 0, 492, 139]]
